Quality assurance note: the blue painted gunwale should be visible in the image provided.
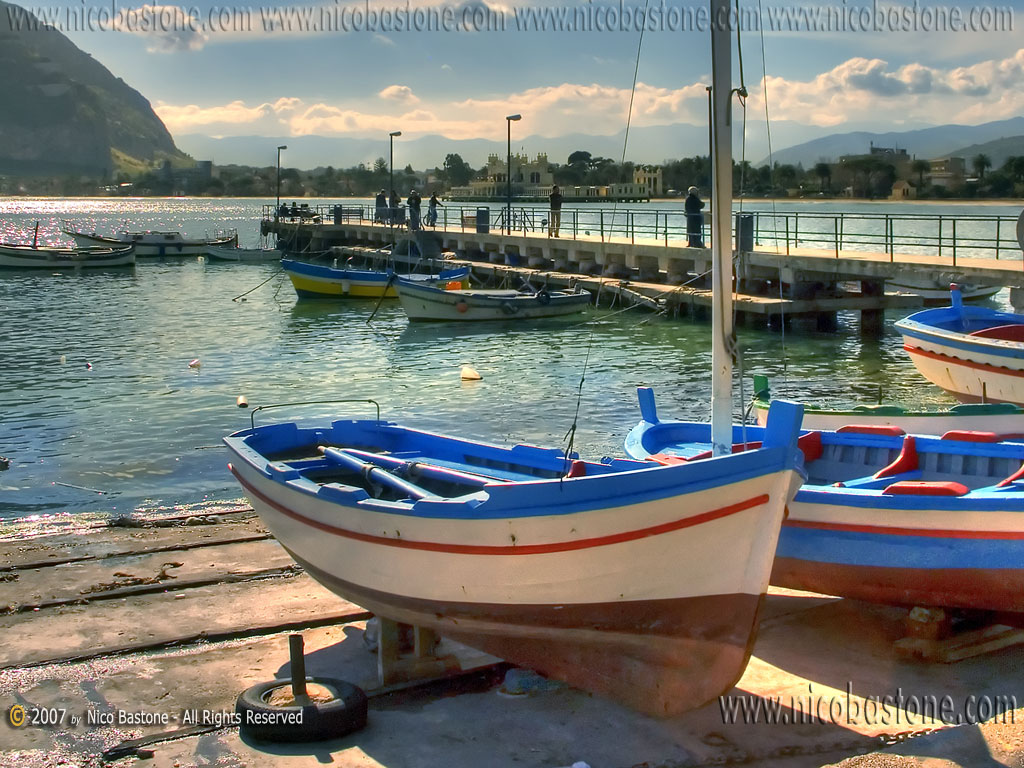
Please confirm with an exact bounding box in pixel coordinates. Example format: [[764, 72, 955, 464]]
[[224, 402, 804, 521]]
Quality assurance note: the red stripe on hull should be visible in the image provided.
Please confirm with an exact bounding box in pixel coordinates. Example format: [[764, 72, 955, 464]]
[[230, 464, 769, 555], [772, 557, 1024, 613], [784, 519, 1024, 541], [904, 344, 1024, 378], [295, 553, 764, 717]]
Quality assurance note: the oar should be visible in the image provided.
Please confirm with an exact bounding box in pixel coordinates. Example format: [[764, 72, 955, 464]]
[[318, 446, 434, 500], [340, 448, 492, 487]]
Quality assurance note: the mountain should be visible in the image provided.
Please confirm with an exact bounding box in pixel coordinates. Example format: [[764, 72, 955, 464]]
[[762, 117, 1024, 167], [176, 121, 840, 171], [0, 0, 187, 176], [945, 135, 1024, 171]]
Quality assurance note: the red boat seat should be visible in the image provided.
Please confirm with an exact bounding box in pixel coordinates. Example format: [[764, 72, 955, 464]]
[[836, 424, 906, 436], [882, 480, 969, 496], [565, 460, 588, 478], [648, 453, 688, 465], [873, 435, 918, 479], [968, 324, 1024, 342], [797, 431, 823, 463], [940, 430, 1001, 442]]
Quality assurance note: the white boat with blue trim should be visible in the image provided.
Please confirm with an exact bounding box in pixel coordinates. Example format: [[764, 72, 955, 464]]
[[626, 387, 1024, 617], [224, 402, 804, 716], [394, 279, 591, 321], [0, 242, 136, 269], [896, 285, 1024, 405], [751, 374, 1024, 436], [63, 224, 237, 257], [204, 244, 282, 262]]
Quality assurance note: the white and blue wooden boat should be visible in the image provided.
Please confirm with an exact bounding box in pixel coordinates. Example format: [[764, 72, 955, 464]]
[[224, 401, 804, 716], [204, 244, 281, 262], [395, 279, 591, 321], [0, 242, 136, 269], [282, 258, 468, 299], [63, 224, 237, 257], [626, 386, 1024, 616], [896, 285, 1024, 405], [751, 374, 1024, 436], [887, 276, 1000, 304]]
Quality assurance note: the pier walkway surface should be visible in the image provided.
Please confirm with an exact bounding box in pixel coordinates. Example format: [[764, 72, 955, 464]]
[[1, 507, 1021, 766]]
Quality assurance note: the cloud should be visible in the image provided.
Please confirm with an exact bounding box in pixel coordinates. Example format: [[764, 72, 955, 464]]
[[378, 85, 420, 104], [110, 4, 208, 52], [441, 64, 453, 71], [153, 49, 1024, 141]]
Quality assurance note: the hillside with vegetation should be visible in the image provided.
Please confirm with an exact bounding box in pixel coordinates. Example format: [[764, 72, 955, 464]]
[[0, 0, 188, 180]]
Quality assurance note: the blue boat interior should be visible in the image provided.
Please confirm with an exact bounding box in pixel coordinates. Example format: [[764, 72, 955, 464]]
[[225, 400, 802, 515], [629, 387, 1024, 499]]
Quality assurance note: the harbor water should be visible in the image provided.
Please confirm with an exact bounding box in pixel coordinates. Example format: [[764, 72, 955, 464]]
[[0, 197, 1014, 524]]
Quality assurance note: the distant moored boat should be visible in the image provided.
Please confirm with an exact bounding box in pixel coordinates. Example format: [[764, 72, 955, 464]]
[[62, 223, 236, 257], [0, 242, 136, 269]]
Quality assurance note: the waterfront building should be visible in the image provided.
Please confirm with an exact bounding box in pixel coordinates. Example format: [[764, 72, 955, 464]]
[[929, 157, 966, 189]]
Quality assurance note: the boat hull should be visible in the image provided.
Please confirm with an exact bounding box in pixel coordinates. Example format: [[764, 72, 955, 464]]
[[896, 295, 1024, 405], [396, 280, 591, 321], [627, 387, 1024, 615], [204, 245, 281, 262], [753, 403, 1024, 435], [225, 407, 804, 715], [0, 243, 136, 268], [67, 230, 236, 257], [888, 278, 1001, 304], [282, 258, 468, 299]]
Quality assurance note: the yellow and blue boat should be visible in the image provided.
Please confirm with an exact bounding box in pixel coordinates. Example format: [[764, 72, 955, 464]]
[[282, 258, 469, 299]]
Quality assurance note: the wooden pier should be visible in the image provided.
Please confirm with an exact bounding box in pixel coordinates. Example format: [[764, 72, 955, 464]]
[[266, 214, 1024, 334]]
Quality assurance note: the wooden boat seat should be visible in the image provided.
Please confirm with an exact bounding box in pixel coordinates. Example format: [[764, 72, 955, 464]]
[[834, 470, 922, 490], [882, 480, 970, 496], [837, 424, 906, 436], [968, 324, 1024, 341]]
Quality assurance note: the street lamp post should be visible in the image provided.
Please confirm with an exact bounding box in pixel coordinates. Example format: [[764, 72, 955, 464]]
[[505, 114, 521, 235], [389, 131, 402, 225], [275, 145, 287, 217]]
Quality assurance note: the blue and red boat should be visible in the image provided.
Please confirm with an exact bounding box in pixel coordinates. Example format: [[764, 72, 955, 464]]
[[896, 285, 1024, 405], [626, 387, 1024, 617]]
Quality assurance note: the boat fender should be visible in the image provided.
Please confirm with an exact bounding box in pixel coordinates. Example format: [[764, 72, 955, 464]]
[[536, 290, 551, 305], [456, 301, 469, 313], [501, 301, 518, 315]]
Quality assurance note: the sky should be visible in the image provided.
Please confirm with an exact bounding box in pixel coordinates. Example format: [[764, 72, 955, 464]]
[[15, 0, 1024, 163]]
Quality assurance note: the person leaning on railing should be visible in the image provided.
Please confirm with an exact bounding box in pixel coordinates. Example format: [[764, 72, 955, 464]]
[[548, 185, 563, 237]]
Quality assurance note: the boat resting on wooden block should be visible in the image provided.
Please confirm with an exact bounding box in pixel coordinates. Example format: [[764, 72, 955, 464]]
[[223, 400, 805, 716], [627, 386, 1024, 617], [750, 374, 1024, 436], [395, 279, 591, 321], [282, 258, 469, 299], [0, 242, 136, 269]]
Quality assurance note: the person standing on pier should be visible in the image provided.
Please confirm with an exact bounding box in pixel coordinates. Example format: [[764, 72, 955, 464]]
[[375, 190, 387, 223], [685, 186, 705, 247], [389, 189, 401, 225], [548, 185, 563, 237], [427, 192, 442, 227], [407, 189, 422, 230]]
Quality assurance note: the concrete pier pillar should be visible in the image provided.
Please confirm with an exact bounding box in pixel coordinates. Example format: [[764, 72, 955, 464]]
[[861, 280, 885, 337]]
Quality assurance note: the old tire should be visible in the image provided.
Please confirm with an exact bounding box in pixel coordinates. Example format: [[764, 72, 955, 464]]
[[236, 677, 367, 743]]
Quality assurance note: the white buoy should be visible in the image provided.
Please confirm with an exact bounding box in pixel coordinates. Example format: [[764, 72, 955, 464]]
[[188, 359, 201, 369], [59, 355, 66, 364], [236, 395, 249, 409], [460, 365, 482, 381]]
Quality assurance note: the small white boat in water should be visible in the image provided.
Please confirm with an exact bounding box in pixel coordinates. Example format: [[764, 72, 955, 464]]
[[395, 279, 591, 321], [888, 276, 1000, 303], [204, 244, 281, 262], [0, 242, 136, 269], [63, 223, 236, 257]]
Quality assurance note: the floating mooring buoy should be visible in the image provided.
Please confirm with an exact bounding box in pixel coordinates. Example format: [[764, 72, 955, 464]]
[[460, 365, 482, 381]]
